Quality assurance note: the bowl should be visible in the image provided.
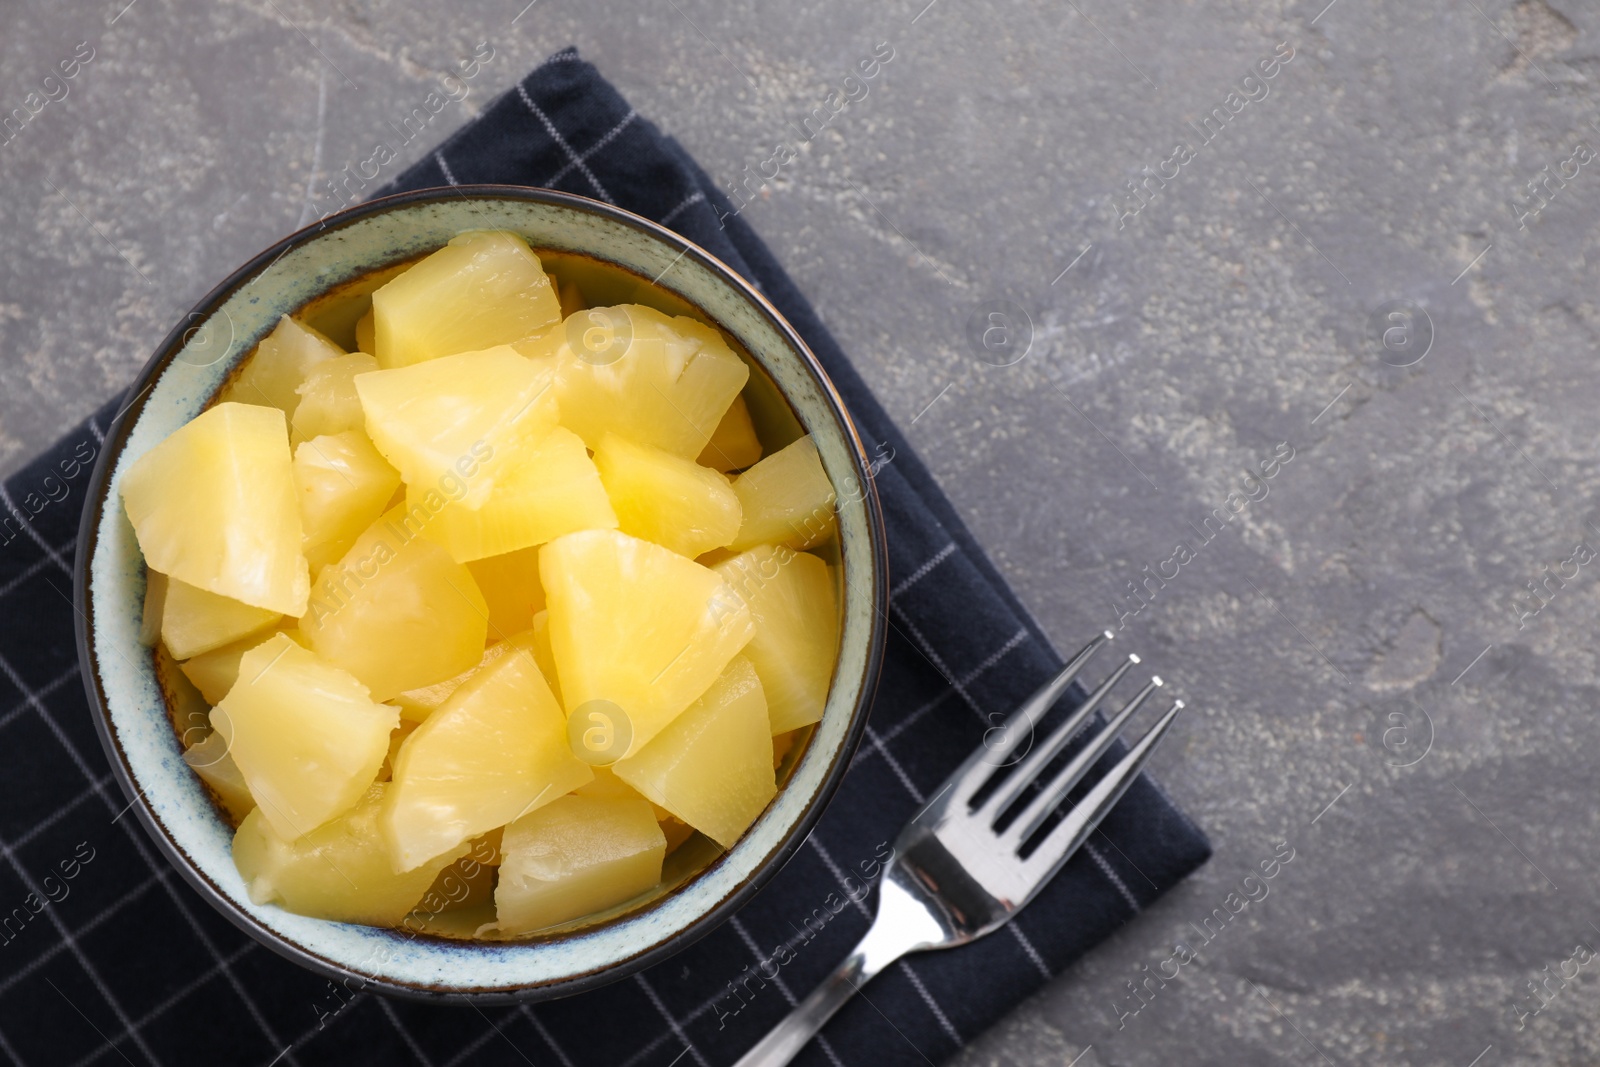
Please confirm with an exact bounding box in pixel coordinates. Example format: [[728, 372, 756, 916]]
[[72, 186, 888, 1002]]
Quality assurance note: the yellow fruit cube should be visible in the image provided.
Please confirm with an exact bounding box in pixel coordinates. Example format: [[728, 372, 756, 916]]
[[160, 576, 282, 660], [213, 634, 397, 839], [176, 630, 296, 703], [120, 402, 309, 616], [183, 726, 257, 824], [355, 346, 558, 510], [575, 765, 648, 801], [712, 547, 839, 733], [382, 648, 593, 871], [541, 305, 748, 457], [219, 316, 343, 418], [390, 627, 543, 723], [301, 506, 489, 701], [355, 308, 375, 354], [292, 352, 379, 441], [372, 230, 561, 368], [178, 629, 300, 704], [417, 427, 616, 563], [466, 547, 546, 639], [294, 431, 402, 573], [614, 657, 776, 848], [541, 530, 754, 755], [493, 794, 665, 934], [728, 435, 837, 552], [573, 767, 679, 829], [234, 783, 465, 926], [527, 611, 561, 706], [594, 433, 741, 559], [697, 394, 763, 472], [178, 645, 243, 706], [392, 668, 472, 725]]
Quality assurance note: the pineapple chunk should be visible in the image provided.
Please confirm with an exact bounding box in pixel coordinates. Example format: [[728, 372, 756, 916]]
[[539, 305, 748, 457], [120, 402, 309, 616], [234, 783, 464, 926], [494, 794, 665, 934], [527, 610, 561, 706], [355, 346, 558, 510], [418, 427, 617, 563], [614, 657, 776, 848], [578, 770, 690, 849], [218, 316, 343, 418], [391, 627, 541, 722], [594, 433, 741, 559], [575, 766, 655, 806], [713, 547, 839, 733], [697, 394, 763, 472], [292, 352, 379, 441], [392, 669, 472, 725], [301, 506, 489, 701], [183, 726, 257, 823], [541, 530, 754, 755], [466, 547, 546, 639], [372, 230, 561, 368], [728, 435, 836, 552], [160, 577, 281, 660], [383, 648, 592, 871], [294, 431, 402, 573], [178, 628, 299, 704], [213, 634, 397, 839], [572, 767, 676, 829], [355, 308, 375, 354]]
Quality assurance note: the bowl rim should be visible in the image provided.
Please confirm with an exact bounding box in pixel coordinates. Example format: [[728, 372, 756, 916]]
[[72, 184, 889, 1003]]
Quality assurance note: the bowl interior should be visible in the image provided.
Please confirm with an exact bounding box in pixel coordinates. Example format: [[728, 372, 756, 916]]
[[79, 189, 883, 999]]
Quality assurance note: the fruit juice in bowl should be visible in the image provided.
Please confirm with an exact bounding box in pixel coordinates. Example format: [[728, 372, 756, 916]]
[[75, 188, 886, 1000]]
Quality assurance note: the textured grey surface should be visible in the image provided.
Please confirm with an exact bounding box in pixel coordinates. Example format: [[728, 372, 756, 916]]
[[5, 0, 1600, 1063]]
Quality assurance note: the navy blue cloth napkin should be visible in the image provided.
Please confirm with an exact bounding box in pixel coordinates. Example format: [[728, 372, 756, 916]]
[[0, 48, 1209, 1067]]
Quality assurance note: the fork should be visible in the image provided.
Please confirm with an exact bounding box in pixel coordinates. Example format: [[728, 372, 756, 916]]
[[733, 630, 1184, 1066]]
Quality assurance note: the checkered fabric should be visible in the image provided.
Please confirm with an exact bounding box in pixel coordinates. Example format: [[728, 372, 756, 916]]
[[0, 49, 1210, 1066]]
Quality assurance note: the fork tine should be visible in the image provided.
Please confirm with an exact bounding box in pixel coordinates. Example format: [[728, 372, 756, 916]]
[[947, 630, 1114, 804], [1003, 674, 1164, 847], [976, 653, 1141, 823], [1018, 698, 1186, 883]]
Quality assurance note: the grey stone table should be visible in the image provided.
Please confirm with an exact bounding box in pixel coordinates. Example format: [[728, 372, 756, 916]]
[[4, 0, 1599, 1063]]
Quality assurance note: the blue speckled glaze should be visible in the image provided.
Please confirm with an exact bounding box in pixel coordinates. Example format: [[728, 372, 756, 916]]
[[76, 189, 886, 1001]]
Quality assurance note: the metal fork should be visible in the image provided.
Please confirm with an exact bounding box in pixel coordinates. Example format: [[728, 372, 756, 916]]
[[733, 630, 1184, 1066]]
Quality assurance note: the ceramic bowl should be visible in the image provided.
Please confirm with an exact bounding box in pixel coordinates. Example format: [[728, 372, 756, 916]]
[[73, 186, 887, 1002]]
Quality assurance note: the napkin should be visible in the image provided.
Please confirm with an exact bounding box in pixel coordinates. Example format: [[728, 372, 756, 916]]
[[0, 48, 1210, 1066]]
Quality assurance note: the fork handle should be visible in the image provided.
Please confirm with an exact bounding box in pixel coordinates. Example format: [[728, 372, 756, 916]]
[[733, 878, 937, 1067], [731, 920, 904, 1066]]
